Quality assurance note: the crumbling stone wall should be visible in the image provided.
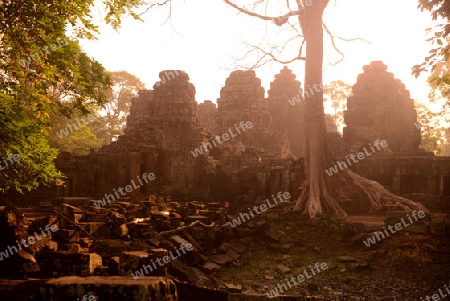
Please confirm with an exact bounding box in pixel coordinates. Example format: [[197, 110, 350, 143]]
[[216, 70, 291, 158], [61, 71, 214, 200], [41, 70, 304, 202]]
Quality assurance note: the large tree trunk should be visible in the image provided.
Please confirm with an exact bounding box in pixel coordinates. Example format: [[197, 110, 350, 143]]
[[294, 0, 428, 217]]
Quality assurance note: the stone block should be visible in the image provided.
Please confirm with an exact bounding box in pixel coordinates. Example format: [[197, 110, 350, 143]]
[[230, 241, 247, 254], [209, 254, 234, 266], [59, 243, 82, 253], [185, 215, 210, 224], [168, 258, 187, 281], [41, 276, 178, 301], [119, 249, 168, 277], [185, 267, 206, 284], [107, 256, 120, 276], [39, 252, 102, 277], [201, 261, 221, 273], [53, 229, 79, 244], [78, 222, 109, 236], [112, 223, 129, 238], [90, 239, 130, 257], [168, 235, 200, 265]]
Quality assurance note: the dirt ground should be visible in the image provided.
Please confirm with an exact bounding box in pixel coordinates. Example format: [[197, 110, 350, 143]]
[[214, 211, 450, 301]]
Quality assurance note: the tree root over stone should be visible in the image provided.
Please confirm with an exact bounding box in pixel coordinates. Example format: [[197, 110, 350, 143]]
[[293, 169, 430, 218]]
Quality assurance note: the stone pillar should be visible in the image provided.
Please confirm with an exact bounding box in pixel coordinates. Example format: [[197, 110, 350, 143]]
[[439, 174, 444, 197], [141, 151, 158, 195], [257, 171, 267, 201], [129, 152, 141, 197], [392, 169, 401, 195], [428, 175, 437, 194]]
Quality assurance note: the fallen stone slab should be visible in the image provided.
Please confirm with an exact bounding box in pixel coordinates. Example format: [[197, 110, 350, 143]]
[[230, 241, 247, 254], [0, 278, 46, 300], [201, 261, 221, 273], [277, 264, 291, 273], [168, 258, 187, 281], [228, 294, 324, 300], [339, 255, 357, 262], [78, 222, 109, 236], [264, 229, 280, 242], [226, 249, 240, 261], [185, 267, 206, 284], [184, 267, 214, 288], [119, 249, 168, 277], [209, 254, 234, 266], [224, 283, 242, 293], [168, 235, 200, 265], [41, 276, 178, 301], [185, 215, 210, 224], [174, 278, 227, 301]]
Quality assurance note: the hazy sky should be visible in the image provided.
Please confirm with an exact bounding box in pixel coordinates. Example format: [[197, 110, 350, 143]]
[[80, 0, 436, 106]]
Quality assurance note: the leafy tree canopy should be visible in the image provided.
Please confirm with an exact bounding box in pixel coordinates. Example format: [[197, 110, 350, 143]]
[[323, 80, 352, 134], [413, 0, 450, 100], [0, 0, 144, 192], [100, 71, 146, 144]]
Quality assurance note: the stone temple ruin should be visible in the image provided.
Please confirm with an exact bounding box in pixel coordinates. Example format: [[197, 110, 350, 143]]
[[0, 61, 450, 300], [344, 61, 421, 153], [9, 61, 449, 208]]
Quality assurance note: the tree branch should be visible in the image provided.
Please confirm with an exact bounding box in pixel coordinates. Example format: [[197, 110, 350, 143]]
[[222, 0, 300, 26], [322, 22, 371, 66], [137, 0, 172, 17], [323, 22, 344, 66]]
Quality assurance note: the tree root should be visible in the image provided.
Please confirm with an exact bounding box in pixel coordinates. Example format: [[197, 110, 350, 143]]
[[294, 169, 429, 218], [157, 220, 216, 237]]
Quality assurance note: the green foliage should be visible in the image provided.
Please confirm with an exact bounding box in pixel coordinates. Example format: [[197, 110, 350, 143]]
[[47, 112, 103, 155], [413, 0, 450, 101], [415, 101, 447, 155], [0, 0, 144, 192], [0, 94, 64, 193]]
